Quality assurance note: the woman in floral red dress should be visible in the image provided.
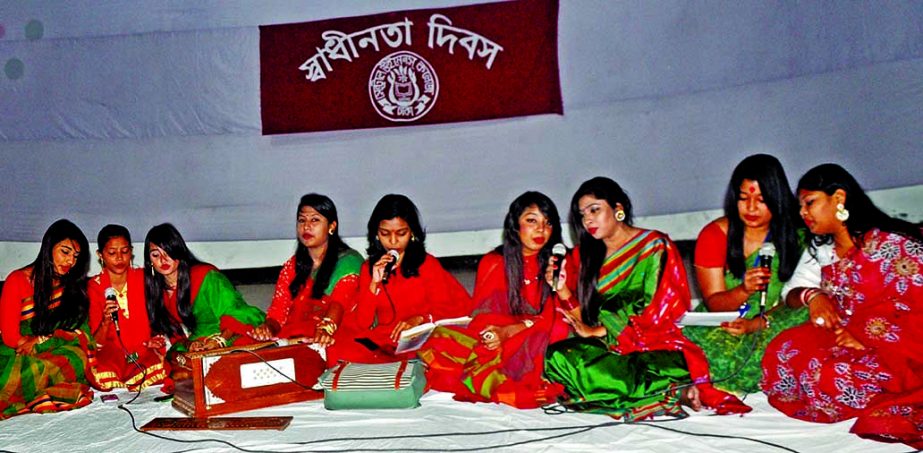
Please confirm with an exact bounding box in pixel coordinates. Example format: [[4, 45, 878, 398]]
[[761, 163, 923, 448]]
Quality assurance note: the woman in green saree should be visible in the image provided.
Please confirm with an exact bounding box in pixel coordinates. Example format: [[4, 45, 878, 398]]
[[544, 177, 750, 419], [682, 154, 807, 394], [0, 219, 96, 419], [143, 223, 265, 389]]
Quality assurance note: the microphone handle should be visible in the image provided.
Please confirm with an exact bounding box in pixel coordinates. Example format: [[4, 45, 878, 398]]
[[757, 256, 772, 314], [550, 254, 565, 293], [382, 262, 394, 283]]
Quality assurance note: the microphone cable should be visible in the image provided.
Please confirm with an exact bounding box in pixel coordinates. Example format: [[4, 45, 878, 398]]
[[111, 340, 804, 453]]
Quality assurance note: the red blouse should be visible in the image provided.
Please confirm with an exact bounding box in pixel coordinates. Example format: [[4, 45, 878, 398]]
[[88, 267, 153, 352], [352, 254, 473, 347]]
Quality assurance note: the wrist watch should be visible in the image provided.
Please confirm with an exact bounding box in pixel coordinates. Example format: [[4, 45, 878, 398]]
[[522, 319, 534, 328]]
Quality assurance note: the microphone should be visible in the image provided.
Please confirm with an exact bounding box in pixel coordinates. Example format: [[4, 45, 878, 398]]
[[105, 287, 120, 333], [551, 243, 567, 293], [382, 249, 400, 283], [757, 243, 776, 314]]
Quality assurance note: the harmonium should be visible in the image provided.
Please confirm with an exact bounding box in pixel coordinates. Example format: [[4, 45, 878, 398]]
[[173, 340, 325, 417]]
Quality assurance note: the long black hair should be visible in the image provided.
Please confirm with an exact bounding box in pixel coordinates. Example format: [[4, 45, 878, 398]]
[[722, 154, 801, 281], [144, 223, 203, 337], [569, 177, 632, 325], [366, 194, 427, 278], [797, 163, 922, 249], [290, 193, 354, 299], [27, 219, 90, 335], [497, 191, 563, 315]]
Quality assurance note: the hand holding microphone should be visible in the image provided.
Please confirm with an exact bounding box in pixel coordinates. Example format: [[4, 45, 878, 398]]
[[104, 287, 120, 333], [381, 249, 400, 284], [756, 243, 776, 314], [550, 243, 567, 293]]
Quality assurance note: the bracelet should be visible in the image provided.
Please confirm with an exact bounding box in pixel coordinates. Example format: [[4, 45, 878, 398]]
[[800, 288, 824, 307], [206, 333, 227, 348], [317, 318, 338, 336]]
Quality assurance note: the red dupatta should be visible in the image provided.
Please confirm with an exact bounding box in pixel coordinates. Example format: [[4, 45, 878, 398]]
[[606, 233, 751, 415]]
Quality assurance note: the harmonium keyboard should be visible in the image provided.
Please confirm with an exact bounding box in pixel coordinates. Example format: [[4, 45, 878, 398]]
[[173, 340, 325, 417]]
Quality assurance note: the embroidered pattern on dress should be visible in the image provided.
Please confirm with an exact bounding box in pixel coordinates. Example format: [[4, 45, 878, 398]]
[[864, 317, 900, 342]]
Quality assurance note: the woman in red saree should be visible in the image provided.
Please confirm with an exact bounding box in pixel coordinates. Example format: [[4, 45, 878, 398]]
[[88, 224, 166, 390], [0, 219, 96, 419], [419, 191, 573, 408], [762, 163, 923, 448], [331, 194, 472, 364], [250, 194, 363, 365]]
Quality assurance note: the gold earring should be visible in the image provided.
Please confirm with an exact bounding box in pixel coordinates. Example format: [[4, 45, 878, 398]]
[[615, 210, 626, 222], [835, 203, 849, 222]]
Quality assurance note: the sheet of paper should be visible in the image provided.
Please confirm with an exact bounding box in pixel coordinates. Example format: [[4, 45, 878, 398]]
[[676, 311, 740, 327]]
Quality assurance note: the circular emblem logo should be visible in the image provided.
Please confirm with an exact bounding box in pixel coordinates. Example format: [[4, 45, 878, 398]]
[[369, 51, 439, 122]]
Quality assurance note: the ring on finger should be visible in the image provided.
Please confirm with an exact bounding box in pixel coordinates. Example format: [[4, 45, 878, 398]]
[[814, 317, 825, 326]]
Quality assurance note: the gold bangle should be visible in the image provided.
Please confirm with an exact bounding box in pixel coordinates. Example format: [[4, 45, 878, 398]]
[[317, 319, 337, 336], [207, 333, 227, 348], [805, 289, 825, 305]]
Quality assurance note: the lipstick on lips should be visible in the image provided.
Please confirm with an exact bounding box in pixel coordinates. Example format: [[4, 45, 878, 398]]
[[159, 263, 172, 271], [533, 237, 546, 245], [588, 227, 598, 235]]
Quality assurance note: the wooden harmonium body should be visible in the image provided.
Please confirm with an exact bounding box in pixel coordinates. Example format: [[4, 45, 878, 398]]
[[173, 341, 325, 417]]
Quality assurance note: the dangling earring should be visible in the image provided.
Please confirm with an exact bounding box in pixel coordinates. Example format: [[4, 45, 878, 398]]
[[835, 203, 850, 222], [615, 210, 626, 222], [411, 235, 417, 242], [328, 228, 334, 235]]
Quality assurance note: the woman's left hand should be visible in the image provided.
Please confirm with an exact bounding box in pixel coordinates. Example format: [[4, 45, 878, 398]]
[[478, 324, 517, 350], [15, 335, 46, 355], [390, 314, 425, 343], [188, 336, 224, 352], [144, 335, 167, 350], [557, 308, 605, 338], [834, 327, 865, 350], [720, 317, 765, 336]]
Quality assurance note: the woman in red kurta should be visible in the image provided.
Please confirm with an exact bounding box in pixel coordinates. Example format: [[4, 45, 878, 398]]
[[250, 194, 363, 364], [88, 225, 166, 391], [330, 194, 472, 364], [762, 164, 923, 448], [419, 191, 573, 408]]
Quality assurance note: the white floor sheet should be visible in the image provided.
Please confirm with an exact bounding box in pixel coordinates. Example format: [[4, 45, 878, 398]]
[[0, 385, 910, 453]]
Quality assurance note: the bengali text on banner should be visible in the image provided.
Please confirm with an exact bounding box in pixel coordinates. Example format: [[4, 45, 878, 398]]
[[259, 0, 562, 135]]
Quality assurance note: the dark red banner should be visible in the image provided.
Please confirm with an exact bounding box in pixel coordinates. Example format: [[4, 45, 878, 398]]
[[260, 0, 561, 135]]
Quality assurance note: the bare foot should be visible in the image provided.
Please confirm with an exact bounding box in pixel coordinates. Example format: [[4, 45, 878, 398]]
[[679, 386, 702, 412]]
